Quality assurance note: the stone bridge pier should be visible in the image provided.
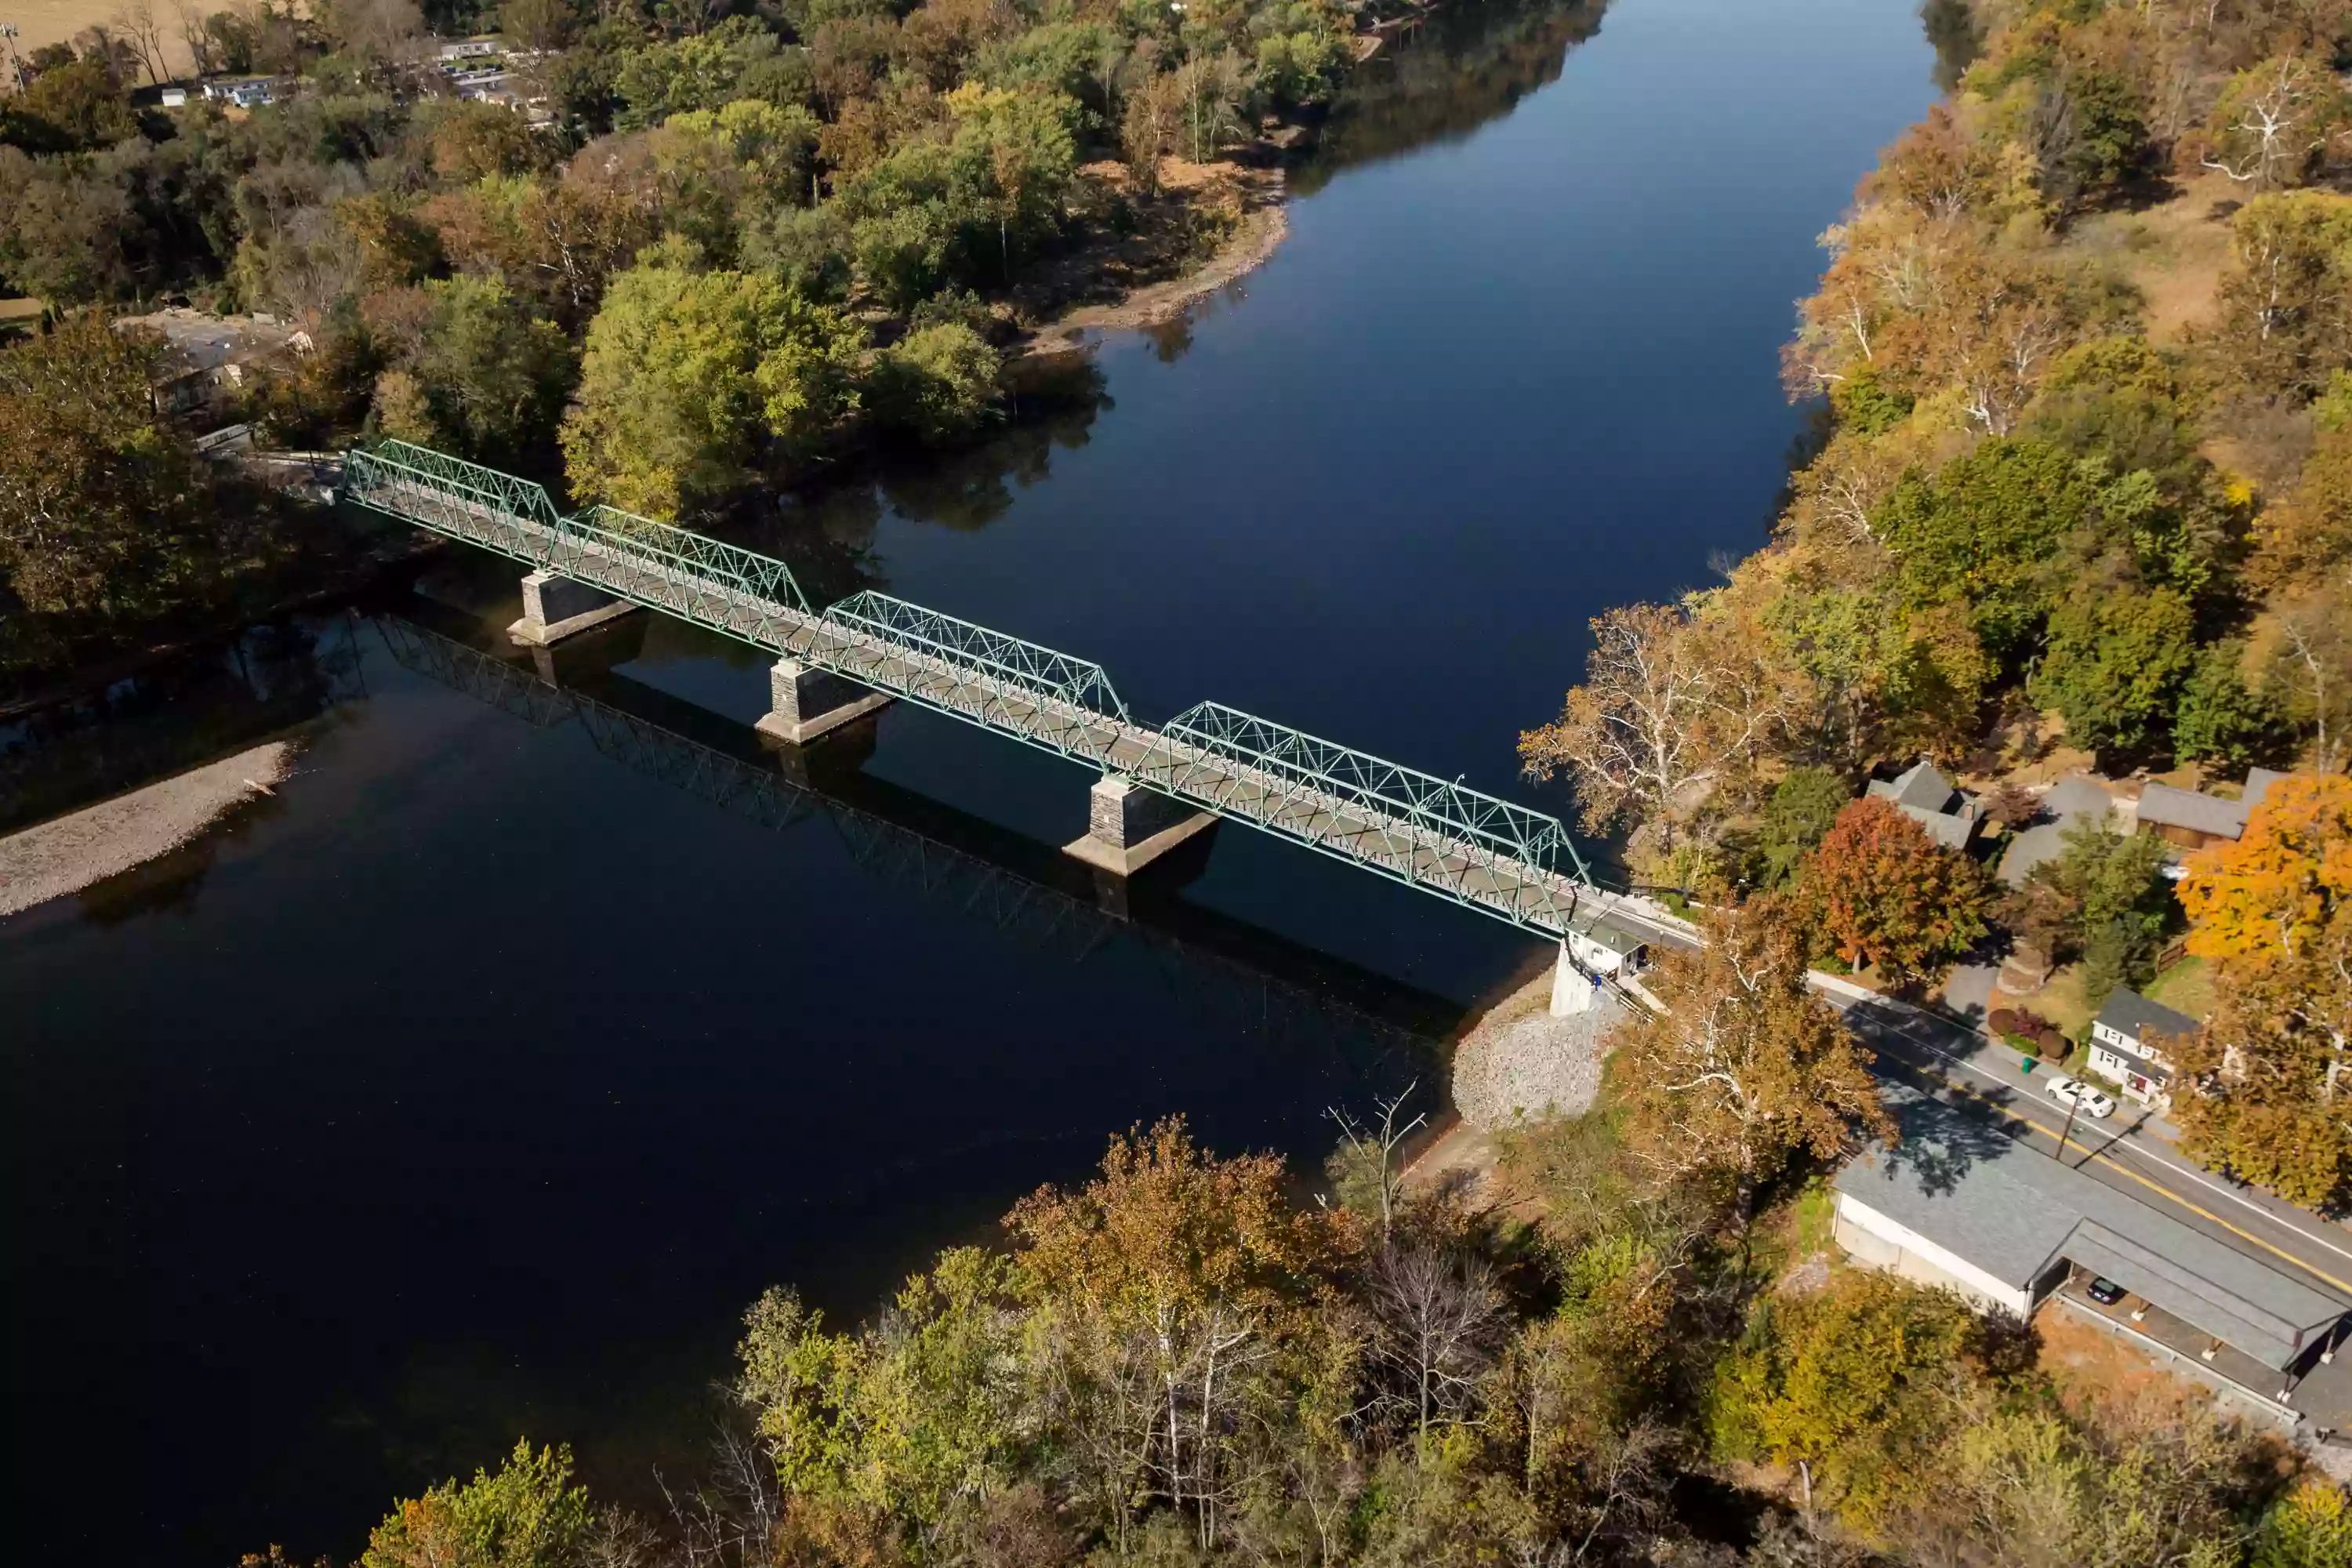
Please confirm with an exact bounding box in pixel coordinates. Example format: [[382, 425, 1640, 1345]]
[[753, 658, 892, 745], [509, 571, 641, 647], [1065, 774, 1216, 877]]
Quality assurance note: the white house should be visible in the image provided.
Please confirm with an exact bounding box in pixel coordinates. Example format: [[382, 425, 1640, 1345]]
[[202, 76, 276, 108], [2088, 987, 2197, 1109]]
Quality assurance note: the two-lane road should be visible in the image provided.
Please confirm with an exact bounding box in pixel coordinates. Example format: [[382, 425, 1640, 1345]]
[[1828, 991, 2352, 1302]]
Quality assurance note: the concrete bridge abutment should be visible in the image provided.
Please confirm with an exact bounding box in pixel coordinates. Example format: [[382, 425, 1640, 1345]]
[[1550, 944, 1599, 1017], [509, 571, 641, 647], [1065, 774, 1216, 877], [753, 658, 892, 745]]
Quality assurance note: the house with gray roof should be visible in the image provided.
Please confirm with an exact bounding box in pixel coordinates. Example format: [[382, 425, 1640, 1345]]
[[1866, 760, 1982, 851], [2136, 767, 2293, 853], [2138, 783, 2253, 850], [1998, 774, 2119, 888], [1834, 1087, 2347, 1381], [2088, 987, 2198, 1109]]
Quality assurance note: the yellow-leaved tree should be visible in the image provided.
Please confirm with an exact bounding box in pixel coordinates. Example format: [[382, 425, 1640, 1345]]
[[2172, 774, 2352, 1206]]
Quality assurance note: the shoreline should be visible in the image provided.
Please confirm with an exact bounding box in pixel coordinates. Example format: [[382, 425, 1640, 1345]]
[[1020, 171, 1295, 355]]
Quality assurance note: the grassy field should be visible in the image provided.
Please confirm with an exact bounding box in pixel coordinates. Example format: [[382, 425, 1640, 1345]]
[[1, 0, 230, 84], [2073, 170, 2238, 347], [2145, 953, 2216, 1020]]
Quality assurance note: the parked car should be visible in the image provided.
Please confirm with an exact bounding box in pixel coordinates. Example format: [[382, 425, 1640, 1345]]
[[2044, 1076, 2116, 1119], [2085, 1276, 2127, 1306]]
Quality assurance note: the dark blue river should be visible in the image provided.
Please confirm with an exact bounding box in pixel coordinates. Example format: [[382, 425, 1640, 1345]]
[[0, 1, 1938, 1560]]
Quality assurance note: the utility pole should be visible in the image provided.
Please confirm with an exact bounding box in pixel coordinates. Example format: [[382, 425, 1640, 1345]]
[[2054, 1091, 2082, 1165]]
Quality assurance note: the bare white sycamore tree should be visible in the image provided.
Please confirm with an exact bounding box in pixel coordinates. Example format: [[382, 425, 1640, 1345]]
[[1521, 602, 1781, 857], [2274, 582, 2352, 775], [1364, 1242, 1508, 1453], [2203, 55, 2347, 191], [1324, 1083, 1424, 1240]]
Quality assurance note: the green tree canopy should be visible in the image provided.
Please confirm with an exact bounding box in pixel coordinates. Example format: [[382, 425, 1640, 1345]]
[[558, 260, 865, 517], [2002, 815, 2174, 1004], [873, 321, 1001, 444], [358, 1439, 592, 1568], [614, 17, 808, 130], [1875, 437, 2096, 666], [1, 56, 138, 154], [2028, 583, 2198, 757], [0, 315, 248, 621], [1709, 1270, 1982, 1531], [1753, 766, 1852, 889], [2176, 639, 2288, 767], [367, 275, 575, 463]]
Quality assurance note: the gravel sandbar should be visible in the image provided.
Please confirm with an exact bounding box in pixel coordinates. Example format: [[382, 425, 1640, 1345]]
[[0, 742, 293, 919]]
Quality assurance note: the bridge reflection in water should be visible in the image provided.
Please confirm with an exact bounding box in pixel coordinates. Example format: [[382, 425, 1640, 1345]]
[[376, 611, 1467, 1073]]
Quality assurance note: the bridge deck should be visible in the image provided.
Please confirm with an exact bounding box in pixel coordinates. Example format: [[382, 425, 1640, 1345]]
[[348, 452, 1690, 950]]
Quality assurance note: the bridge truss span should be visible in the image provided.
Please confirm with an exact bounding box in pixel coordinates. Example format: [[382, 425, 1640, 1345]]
[[789, 593, 1132, 767], [338, 439, 1686, 948], [1122, 702, 1594, 937]]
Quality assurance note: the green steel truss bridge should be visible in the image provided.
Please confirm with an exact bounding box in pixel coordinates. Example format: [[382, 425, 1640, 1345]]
[[342, 439, 1685, 951]]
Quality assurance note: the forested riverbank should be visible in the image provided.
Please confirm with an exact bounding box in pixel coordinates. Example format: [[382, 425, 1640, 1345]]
[[1522, 0, 2352, 1207], [28, 0, 2352, 1563], [1, 0, 1552, 686]]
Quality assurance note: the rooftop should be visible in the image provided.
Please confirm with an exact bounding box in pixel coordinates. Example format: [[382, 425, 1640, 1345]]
[[2137, 782, 2251, 839], [1998, 774, 2118, 888], [117, 307, 303, 375], [1834, 1085, 2346, 1369], [2096, 986, 2200, 1044], [1868, 759, 1959, 815]]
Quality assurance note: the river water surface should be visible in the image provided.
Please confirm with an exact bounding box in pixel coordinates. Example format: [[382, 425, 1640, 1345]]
[[2, 2, 1936, 1560]]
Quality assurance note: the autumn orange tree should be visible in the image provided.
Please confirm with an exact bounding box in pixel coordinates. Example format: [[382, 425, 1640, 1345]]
[[1610, 898, 1893, 1206], [2171, 774, 2352, 1206], [1802, 797, 1992, 985]]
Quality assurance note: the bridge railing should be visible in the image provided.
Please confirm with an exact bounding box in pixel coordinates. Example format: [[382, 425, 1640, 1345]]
[[344, 442, 816, 630], [564, 503, 813, 619], [1156, 701, 1585, 877]]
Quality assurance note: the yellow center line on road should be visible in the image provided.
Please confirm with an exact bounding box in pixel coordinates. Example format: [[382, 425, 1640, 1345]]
[[1876, 1053, 2352, 1300]]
